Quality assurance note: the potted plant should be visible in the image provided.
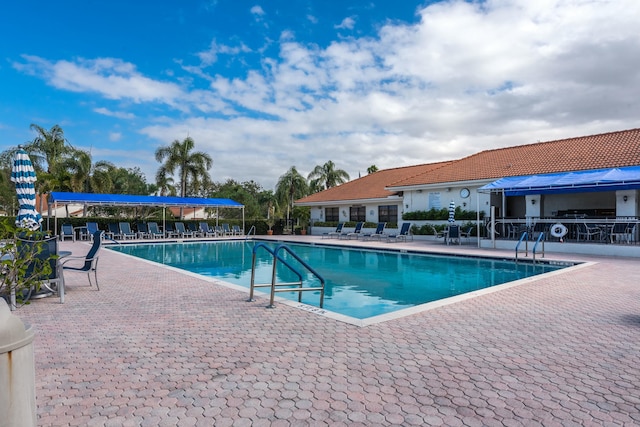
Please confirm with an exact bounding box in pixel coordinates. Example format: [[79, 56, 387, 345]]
[[266, 217, 275, 235], [0, 223, 56, 310]]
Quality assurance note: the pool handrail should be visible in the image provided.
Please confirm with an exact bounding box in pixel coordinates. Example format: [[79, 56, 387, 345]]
[[269, 244, 325, 309], [245, 225, 256, 240], [247, 243, 325, 309], [515, 231, 528, 262], [532, 232, 545, 263], [248, 243, 303, 302]]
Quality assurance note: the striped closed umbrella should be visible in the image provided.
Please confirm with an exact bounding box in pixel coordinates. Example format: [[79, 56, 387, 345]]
[[10, 148, 42, 230], [448, 200, 456, 224]]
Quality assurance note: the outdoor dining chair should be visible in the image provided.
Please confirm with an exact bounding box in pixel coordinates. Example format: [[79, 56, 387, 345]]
[[61, 231, 104, 298]]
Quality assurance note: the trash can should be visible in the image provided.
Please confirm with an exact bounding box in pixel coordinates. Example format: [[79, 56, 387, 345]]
[[0, 299, 36, 427]]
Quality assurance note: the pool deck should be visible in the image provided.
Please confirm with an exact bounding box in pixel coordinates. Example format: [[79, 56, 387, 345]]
[[15, 236, 640, 426]]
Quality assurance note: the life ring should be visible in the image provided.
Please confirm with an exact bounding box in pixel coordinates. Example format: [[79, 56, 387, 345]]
[[550, 223, 568, 238]]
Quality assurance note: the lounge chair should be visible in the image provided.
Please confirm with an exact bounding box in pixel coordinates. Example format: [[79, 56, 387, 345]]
[[360, 222, 386, 240], [340, 222, 364, 240], [446, 225, 461, 245], [146, 222, 164, 239], [222, 223, 233, 236], [60, 224, 75, 241], [164, 222, 179, 238], [386, 223, 412, 242], [187, 222, 203, 238], [323, 223, 344, 239], [107, 223, 122, 240], [174, 222, 193, 238], [215, 225, 224, 236], [119, 222, 136, 239], [86, 222, 101, 240], [232, 225, 244, 236], [61, 231, 104, 299], [199, 222, 217, 237], [136, 222, 150, 239]]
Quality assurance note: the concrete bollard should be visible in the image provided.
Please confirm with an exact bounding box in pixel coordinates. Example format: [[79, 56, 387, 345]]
[[0, 299, 36, 427]]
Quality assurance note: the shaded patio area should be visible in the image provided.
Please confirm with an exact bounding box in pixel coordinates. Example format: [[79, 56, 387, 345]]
[[15, 237, 640, 426]]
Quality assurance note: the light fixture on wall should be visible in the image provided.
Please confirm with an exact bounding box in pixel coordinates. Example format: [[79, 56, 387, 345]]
[[462, 202, 467, 207], [531, 199, 536, 205], [342, 210, 346, 216], [623, 196, 628, 202], [405, 204, 409, 209]]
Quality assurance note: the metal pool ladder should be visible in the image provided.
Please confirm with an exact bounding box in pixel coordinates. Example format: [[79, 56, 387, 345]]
[[248, 243, 325, 309], [245, 225, 256, 240]]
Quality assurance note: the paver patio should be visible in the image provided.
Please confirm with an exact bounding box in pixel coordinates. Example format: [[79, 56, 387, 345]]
[[14, 237, 640, 426]]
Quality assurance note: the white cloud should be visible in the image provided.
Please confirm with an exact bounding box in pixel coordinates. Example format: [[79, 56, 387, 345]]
[[109, 132, 122, 142], [250, 5, 265, 16], [335, 17, 356, 30], [15, 55, 185, 106], [15, 0, 640, 190], [94, 107, 135, 120]]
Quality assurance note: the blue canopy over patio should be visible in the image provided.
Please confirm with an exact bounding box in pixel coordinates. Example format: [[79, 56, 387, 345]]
[[479, 166, 640, 196], [48, 192, 245, 233]]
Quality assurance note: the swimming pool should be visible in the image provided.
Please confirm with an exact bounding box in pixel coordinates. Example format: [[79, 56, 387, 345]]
[[108, 240, 568, 320]]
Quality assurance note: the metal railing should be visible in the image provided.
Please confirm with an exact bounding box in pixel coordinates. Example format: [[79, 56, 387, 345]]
[[248, 243, 325, 308], [515, 232, 528, 262], [532, 232, 545, 263], [245, 225, 256, 240]]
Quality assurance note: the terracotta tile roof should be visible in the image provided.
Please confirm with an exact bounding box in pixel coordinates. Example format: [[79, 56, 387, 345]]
[[390, 128, 640, 188], [295, 161, 453, 204]]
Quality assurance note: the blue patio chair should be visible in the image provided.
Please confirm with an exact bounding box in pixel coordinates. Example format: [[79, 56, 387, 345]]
[[446, 225, 461, 245], [146, 222, 165, 239], [61, 231, 104, 296], [340, 222, 364, 240], [199, 222, 216, 237], [107, 223, 122, 240], [174, 222, 193, 238], [323, 223, 344, 239], [119, 222, 136, 239], [164, 222, 179, 238], [386, 223, 412, 242], [360, 222, 386, 240], [17, 234, 63, 302], [86, 222, 101, 240], [221, 223, 234, 236], [60, 223, 75, 241], [232, 225, 243, 236], [135, 222, 150, 239], [187, 222, 204, 237]]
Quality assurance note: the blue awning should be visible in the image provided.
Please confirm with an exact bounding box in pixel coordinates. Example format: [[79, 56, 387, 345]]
[[49, 192, 244, 208], [479, 166, 640, 196]]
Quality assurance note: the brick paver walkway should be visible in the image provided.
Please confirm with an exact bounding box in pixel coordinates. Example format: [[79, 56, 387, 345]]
[[14, 238, 640, 426]]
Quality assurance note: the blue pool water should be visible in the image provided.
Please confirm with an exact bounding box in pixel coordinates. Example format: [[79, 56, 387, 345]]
[[108, 240, 566, 319]]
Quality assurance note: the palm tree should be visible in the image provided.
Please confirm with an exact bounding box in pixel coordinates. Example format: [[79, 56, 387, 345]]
[[367, 165, 378, 174], [307, 160, 349, 191], [61, 149, 115, 193], [155, 167, 177, 196], [25, 124, 71, 175], [154, 137, 212, 198], [275, 166, 308, 225]]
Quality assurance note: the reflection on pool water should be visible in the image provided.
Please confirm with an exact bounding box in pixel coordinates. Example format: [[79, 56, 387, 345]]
[[108, 240, 567, 319]]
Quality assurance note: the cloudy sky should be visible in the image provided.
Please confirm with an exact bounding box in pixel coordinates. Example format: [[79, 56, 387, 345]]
[[2, 0, 639, 190]]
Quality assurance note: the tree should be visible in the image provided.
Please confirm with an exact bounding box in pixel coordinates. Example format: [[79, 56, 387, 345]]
[[60, 148, 115, 193], [307, 160, 349, 191], [275, 166, 308, 224], [25, 124, 71, 175], [154, 137, 212, 198], [155, 168, 177, 196], [367, 165, 379, 174]]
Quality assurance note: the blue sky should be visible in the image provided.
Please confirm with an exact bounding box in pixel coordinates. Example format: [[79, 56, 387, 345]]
[[2, 0, 640, 191]]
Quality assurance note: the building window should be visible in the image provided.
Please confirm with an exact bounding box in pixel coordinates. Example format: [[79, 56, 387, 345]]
[[378, 205, 398, 223], [350, 206, 366, 222], [325, 207, 339, 222]]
